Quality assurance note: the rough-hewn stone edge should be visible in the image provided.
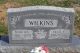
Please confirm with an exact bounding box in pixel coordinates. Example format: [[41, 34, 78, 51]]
[[7, 6, 75, 13]]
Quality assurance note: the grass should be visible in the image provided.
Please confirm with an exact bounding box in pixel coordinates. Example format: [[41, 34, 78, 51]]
[[0, 0, 6, 4], [7, 0, 79, 7], [0, 0, 80, 36], [0, 22, 8, 35]]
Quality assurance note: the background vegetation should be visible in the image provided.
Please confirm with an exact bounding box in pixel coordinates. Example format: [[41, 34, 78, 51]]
[[0, 0, 80, 36]]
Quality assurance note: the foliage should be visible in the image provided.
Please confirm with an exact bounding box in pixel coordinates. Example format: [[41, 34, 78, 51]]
[[0, 0, 6, 4], [0, 22, 8, 35], [8, 0, 79, 7], [0, 0, 80, 35]]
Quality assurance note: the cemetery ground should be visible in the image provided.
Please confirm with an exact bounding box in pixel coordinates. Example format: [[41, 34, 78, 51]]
[[0, 0, 80, 36]]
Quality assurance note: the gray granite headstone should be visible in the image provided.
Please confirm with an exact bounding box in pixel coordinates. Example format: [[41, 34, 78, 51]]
[[7, 6, 75, 44]]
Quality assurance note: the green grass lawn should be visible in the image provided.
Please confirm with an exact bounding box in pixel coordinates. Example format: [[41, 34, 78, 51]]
[[0, 0, 80, 35], [8, 0, 79, 7], [0, 23, 8, 35], [0, 0, 6, 4]]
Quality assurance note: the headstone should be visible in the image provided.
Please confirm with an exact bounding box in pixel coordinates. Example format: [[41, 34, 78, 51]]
[[7, 6, 75, 44]]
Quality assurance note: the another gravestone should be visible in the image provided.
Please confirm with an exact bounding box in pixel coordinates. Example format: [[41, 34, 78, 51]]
[[7, 6, 75, 44]]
